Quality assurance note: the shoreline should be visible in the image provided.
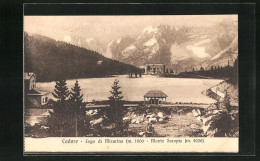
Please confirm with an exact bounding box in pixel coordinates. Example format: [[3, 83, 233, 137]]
[[37, 73, 225, 83], [159, 73, 229, 80]]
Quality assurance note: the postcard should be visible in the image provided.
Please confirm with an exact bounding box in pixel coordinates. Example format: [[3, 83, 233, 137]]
[[24, 14, 238, 153]]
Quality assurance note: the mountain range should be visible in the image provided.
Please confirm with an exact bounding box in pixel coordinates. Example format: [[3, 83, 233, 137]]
[[105, 19, 238, 72], [26, 18, 238, 73], [24, 33, 140, 82]]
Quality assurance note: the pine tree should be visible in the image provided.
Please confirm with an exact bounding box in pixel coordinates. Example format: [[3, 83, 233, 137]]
[[205, 92, 238, 137], [106, 79, 126, 136], [52, 80, 70, 103], [69, 81, 88, 136], [223, 90, 231, 112], [48, 79, 70, 136]]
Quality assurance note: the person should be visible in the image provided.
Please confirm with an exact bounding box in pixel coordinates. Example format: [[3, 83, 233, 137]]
[[145, 123, 154, 137]]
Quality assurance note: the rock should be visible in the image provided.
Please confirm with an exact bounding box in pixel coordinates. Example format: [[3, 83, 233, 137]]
[[123, 116, 131, 122], [144, 120, 149, 124], [40, 126, 49, 129], [139, 132, 145, 136], [158, 118, 164, 122], [177, 109, 183, 115], [131, 119, 136, 124], [157, 112, 164, 118], [138, 117, 144, 123], [151, 114, 157, 118], [149, 118, 157, 123], [212, 110, 220, 114], [90, 118, 103, 125], [192, 109, 201, 117], [201, 116, 213, 125], [192, 109, 197, 117], [206, 110, 212, 114], [197, 109, 201, 116], [202, 124, 211, 133], [146, 115, 151, 119], [196, 116, 202, 121], [190, 124, 198, 129]]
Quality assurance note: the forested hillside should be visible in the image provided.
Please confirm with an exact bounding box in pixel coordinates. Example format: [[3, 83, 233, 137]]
[[24, 33, 140, 82]]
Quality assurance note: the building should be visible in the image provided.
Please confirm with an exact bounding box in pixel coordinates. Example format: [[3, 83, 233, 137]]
[[145, 64, 165, 74], [26, 89, 50, 108], [24, 72, 50, 108], [144, 90, 168, 104], [24, 72, 36, 92]]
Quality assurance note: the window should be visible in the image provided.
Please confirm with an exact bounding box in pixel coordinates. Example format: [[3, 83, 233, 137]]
[[45, 97, 48, 102], [43, 98, 44, 103]]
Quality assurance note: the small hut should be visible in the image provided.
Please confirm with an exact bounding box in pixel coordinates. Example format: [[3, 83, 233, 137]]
[[144, 90, 167, 104]]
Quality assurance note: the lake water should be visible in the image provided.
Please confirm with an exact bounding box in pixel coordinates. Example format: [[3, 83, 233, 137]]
[[36, 75, 223, 104]]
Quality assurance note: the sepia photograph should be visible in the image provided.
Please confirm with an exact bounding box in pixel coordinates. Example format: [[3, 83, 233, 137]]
[[23, 14, 239, 153]]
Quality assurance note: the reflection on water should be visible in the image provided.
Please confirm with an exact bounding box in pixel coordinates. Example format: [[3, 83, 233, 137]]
[[37, 75, 223, 104]]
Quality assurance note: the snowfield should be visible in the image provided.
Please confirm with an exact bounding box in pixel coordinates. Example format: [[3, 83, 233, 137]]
[[122, 45, 137, 58], [186, 46, 210, 58], [144, 37, 158, 46], [194, 39, 211, 46], [142, 26, 159, 34], [116, 37, 122, 44], [143, 38, 159, 58]]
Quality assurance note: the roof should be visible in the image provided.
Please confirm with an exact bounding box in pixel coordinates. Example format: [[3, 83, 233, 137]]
[[26, 89, 50, 96], [24, 72, 35, 80], [146, 64, 164, 66], [144, 90, 168, 98]]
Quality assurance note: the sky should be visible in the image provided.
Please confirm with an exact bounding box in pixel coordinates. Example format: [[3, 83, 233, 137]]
[[24, 15, 237, 44]]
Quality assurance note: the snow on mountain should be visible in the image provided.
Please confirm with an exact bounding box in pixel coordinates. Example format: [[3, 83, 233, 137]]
[[105, 36, 136, 60], [189, 34, 199, 39], [143, 37, 160, 59], [143, 38, 159, 59], [61, 35, 106, 54], [170, 43, 191, 64], [210, 35, 238, 61], [194, 39, 211, 46], [210, 48, 229, 61], [122, 45, 137, 58], [104, 42, 113, 58], [144, 37, 158, 46], [201, 35, 238, 70], [116, 38, 122, 44], [142, 26, 159, 34], [86, 38, 96, 44], [186, 46, 210, 58], [200, 35, 208, 39], [123, 44, 136, 52], [107, 20, 237, 72]]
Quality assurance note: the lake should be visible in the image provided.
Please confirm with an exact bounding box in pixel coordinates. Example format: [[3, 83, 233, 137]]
[[36, 75, 223, 104]]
